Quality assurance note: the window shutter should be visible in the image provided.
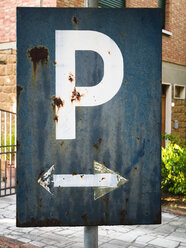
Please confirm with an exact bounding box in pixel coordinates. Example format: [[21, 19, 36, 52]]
[[99, 0, 126, 8], [158, 0, 166, 29]]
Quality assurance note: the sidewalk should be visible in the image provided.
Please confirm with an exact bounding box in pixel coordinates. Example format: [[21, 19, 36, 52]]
[[0, 195, 186, 248]]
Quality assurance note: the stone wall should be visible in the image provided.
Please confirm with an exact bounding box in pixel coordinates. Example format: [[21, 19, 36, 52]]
[[172, 98, 186, 140], [0, 49, 16, 112]]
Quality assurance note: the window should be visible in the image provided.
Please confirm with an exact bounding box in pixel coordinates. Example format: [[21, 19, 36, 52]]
[[158, 0, 166, 29], [174, 85, 185, 100], [98, 0, 126, 8]]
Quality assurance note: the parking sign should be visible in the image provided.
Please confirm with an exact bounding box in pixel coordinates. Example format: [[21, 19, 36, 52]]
[[17, 8, 161, 226]]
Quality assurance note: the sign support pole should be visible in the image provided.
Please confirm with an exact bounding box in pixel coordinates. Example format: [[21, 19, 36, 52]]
[[84, 226, 98, 248], [83, 1, 98, 247], [85, 0, 98, 7]]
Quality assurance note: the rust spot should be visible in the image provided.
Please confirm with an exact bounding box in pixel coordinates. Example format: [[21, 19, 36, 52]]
[[72, 173, 77, 176], [134, 166, 138, 175], [54, 114, 58, 123], [137, 136, 140, 142], [16, 140, 20, 147], [80, 175, 84, 179], [97, 217, 105, 225], [68, 72, 74, 83], [81, 213, 88, 225], [125, 80, 127, 84], [17, 217, 63, 227], [93, 144, 98, 150], [39, 198, 42, 208], [125, 198, 129, 208], [108, 50, 111, 55], [153, 210, 161, 224], [119, 209, 126, 224], [27, 46, 49, 80], [72, 16, 78, 27], [71, 87, 83, 103], [53, 97, 64, 110], [102, 197, 109, 224], [60, 141, 64, 147], [93, 138, 102, 151], [53, 61, 57, 66], [37, 170, 45, 181], [17, 85, 23, 108], [101, 177, 106, 181], [65, 211, 69, 217]]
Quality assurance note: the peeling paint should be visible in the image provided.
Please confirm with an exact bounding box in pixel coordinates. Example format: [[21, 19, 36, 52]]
[[94, 161, 128, 200], [37, 165, 55, 194], [37, 162, 127, 200]]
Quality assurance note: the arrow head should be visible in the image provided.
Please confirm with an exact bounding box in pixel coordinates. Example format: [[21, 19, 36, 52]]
[[94, 161, 128, 200], [38, 165, 55, 194]]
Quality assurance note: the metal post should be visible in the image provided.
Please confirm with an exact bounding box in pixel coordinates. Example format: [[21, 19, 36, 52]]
[[84, 1, 98, 247], [84, 226, 98, 248], [85, 0, 98, 7]]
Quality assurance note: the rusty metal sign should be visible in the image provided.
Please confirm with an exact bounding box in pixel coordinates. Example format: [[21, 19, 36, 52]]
[[17, 8, 162, 227]]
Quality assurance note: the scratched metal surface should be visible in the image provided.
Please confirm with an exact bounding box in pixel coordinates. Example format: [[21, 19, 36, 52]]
[[17, 8, 162, 227]]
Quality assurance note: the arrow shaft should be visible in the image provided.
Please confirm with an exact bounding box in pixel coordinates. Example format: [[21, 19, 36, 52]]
[[53, 173, 117, 188]]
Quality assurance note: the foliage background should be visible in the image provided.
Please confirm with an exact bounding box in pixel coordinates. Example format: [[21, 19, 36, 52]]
[[161, 133, 186, 195]]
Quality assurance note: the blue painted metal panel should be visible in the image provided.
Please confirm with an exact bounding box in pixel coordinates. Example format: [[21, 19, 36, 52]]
[[17, 8, 162, 226]]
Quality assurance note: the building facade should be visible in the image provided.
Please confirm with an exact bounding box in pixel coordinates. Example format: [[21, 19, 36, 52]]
[[0, 0, 185, 139]]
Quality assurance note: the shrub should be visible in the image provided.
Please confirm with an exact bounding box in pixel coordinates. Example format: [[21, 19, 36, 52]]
[[161, 134, 186, 195]]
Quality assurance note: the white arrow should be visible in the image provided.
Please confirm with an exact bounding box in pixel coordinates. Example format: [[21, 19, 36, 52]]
[[38, 161, 128, 200]]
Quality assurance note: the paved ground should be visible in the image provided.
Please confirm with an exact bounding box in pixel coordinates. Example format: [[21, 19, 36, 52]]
[[0, 195, 186, 248]]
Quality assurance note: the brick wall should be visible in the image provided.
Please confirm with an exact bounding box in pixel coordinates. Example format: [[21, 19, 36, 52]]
[[0, 49, 16, 112], [126, 0, 157, 8], [0, 0, 85, 43], [126, 0, 186, 67], [162, 0, 186, 66], [57, 0, 84, 7], [0, 0, 56, 43]]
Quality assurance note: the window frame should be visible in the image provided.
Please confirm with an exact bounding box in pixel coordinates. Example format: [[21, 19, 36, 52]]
[[98, 0, 126, 8]]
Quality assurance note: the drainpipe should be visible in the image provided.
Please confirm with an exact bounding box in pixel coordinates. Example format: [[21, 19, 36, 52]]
[[85, 0, 98, 7]]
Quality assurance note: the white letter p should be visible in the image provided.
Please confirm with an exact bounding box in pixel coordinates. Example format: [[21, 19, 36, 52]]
[[55, 30, 124, 139]]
